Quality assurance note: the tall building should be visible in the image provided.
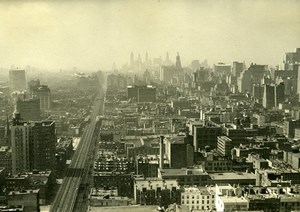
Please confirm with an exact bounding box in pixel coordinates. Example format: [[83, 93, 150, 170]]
[[9, 69, 26, 92], [11, 111, 56, 174], [285, 48, 300, 70], [252, 84, 264, 100], [31, 121, 56, 171], [263, 83, 285, 109], [175, 53, 182, 69], [164, 52, 173, 66], [238, 64, 267, 93], [263, 84, 275, 109], [28, 80, 51, 111], [283, 119, 300, 138], [16, 98, 41, 121], [33, 85, 51, 111], [232, 61, 244, 77], [28, 79, 40, 96], [11, 112, 30, 174], [130, 52, 134, 68], [297, 67, 300, 97], [275, 82, 285, 106]]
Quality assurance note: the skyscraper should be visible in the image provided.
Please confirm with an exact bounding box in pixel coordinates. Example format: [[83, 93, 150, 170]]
[[263, 83, 285, 109], [263, 84, 275, 109], [17, 98, 41, 121], [163, 52, 173, 66], [33, 85, 51, 111], [297, 67, 300, 97], [175, 52, 182, 69], [285, 48, 300, 70], [29, 80, 51, 111], [232, 61, 244, 77], [130, 52, 134, 68], [11, 111, 30, 174], [275, 82, 285, 106], [11, 111, 56, 174], [31, 120, 56, 171], [9, 69, 26, 92]]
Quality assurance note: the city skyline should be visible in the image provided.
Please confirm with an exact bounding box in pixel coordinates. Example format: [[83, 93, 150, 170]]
[[0, 0, 300, 71]]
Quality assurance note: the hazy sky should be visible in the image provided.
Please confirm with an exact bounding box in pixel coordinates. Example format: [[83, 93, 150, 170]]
[[0, 0, 300, 71]]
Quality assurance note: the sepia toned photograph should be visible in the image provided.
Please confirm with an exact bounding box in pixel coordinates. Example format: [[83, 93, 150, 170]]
[[0, 0, 300, 211]]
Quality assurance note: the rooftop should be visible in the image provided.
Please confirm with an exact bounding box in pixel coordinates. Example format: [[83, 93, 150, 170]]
[[209, 172, 256, 180], [8, 189, 39, 195], [90, 205, 158, 212], [135, 178, 179, 190], [159, 168, 208, 176]]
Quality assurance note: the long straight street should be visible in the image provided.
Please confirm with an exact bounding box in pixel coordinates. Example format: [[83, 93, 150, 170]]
[[50, 91, 104, 212]]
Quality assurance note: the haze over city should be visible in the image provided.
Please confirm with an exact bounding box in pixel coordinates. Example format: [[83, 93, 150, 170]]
[[1, 0, 300, 71]]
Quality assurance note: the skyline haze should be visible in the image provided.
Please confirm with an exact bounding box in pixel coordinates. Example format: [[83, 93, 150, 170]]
[[0, 0, 300, 71]]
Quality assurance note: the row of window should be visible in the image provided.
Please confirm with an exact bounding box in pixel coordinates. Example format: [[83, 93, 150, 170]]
[[182, 194, 214, 199], [182, 199, 214, 205]]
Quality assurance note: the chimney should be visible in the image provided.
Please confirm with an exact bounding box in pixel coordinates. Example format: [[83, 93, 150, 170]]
[[159, 136, 164, 169]]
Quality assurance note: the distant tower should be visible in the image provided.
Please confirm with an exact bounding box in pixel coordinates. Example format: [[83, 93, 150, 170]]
[[175, 52, 182, 69], [33, 85, 51, 111], [9, 69, 26, 92], [145, 52, 149, 63], [163, 52, 172, 66], [130, 52, 134, 67]]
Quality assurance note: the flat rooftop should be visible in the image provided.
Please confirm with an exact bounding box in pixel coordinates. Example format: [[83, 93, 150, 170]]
[[209, 172, 256, 180], [90, 205, 158, 212], [221, 196, 248, 204], [160, 168, 208, 176]]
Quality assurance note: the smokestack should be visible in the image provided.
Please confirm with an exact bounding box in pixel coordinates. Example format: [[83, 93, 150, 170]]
[[159, 135, 164, 169]]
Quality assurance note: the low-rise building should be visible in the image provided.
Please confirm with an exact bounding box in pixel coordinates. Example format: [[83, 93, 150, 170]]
[[7, 189, 40, 212], [93, 172, 133, 197], [209, 172, 256, 186], [134, 178, 181, 207], [215, 184, 248, 212], [181, 186, 215, 211], [158, 168, 210, 187], [89, 187, 130, 207]]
